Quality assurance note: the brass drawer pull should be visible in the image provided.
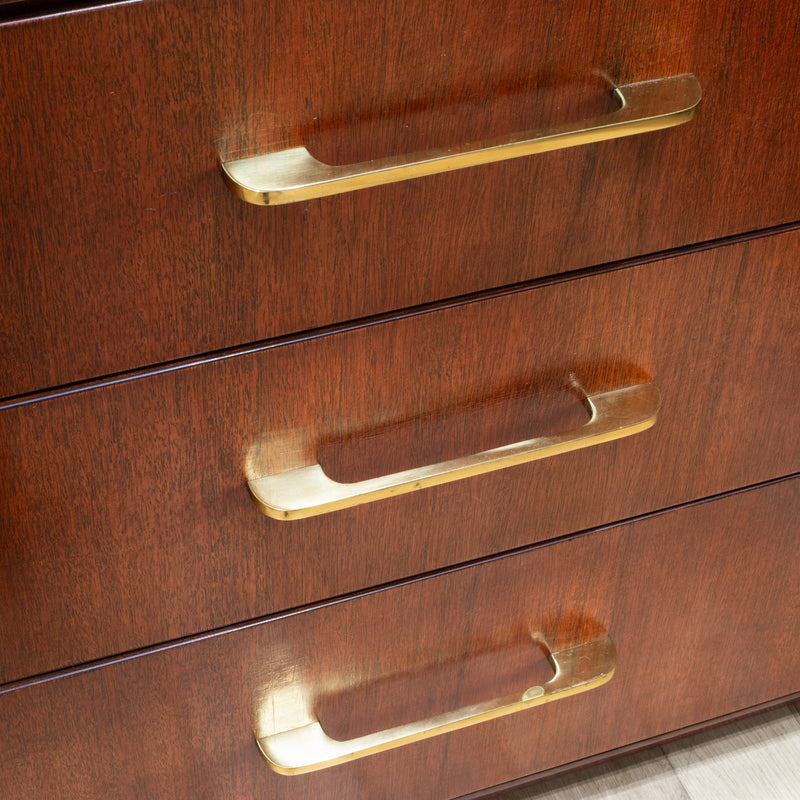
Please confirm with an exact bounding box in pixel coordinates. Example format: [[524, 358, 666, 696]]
[[248, 381, 661, 520], [221, 74, 700, 205], [257, 632, 616, 774]]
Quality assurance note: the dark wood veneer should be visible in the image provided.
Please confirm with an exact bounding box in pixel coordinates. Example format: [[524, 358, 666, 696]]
[[1, 478, 797, 799], [465, 694, 800, 800], [2, 0, 800, 395], [1, 230, 798, 682], [3, 1, 798, 796]]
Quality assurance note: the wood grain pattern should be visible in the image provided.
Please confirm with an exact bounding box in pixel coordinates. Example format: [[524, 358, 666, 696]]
[[0, 477, 797, 800], [500, 704, 800, 800], [1, 230, 798, 682], [2, 0, 800, 395], [464, 695, 800, 800]]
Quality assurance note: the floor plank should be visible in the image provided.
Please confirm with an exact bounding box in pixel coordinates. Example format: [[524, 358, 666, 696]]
[[501, 748, 690, 799], [504, 703, 800, 800], [664, 705, 800, 799]]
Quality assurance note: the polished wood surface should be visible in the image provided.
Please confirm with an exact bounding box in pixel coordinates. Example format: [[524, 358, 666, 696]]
[[2, 0, 800, 395], [1, 229, 798, 682], [1, 477, 797, 800], [3, 1, 798, 797]]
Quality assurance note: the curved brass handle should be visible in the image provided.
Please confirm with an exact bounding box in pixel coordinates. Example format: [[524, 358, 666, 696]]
[[248, 381, 660, 520], [256, 632, 616, 775], [221, 74, 700, 205]]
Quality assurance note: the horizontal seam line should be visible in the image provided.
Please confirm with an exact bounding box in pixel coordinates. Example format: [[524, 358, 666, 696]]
[[3, 218, 799, 411], [2, 470, 797, 695]]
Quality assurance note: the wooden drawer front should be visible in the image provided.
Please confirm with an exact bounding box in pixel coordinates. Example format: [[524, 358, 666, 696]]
[[2, 478, 798, 799], [2, 229, 798, 682], [2, 1, 800, 395]]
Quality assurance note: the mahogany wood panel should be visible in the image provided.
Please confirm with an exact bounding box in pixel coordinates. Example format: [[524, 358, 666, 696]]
[[465, 694, 800, 800], [1, 230, 798, 682], [2, 0, 800, 395], [1, 478, 798, 799]]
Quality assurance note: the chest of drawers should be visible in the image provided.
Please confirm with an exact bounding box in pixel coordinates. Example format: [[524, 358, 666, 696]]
[[1, 1, 798, 798]]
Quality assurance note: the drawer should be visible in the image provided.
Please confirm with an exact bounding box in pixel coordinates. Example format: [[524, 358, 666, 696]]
[[2, 1, 800, 395], [1, 228, 797, 682], [1, 477, 798, 799]]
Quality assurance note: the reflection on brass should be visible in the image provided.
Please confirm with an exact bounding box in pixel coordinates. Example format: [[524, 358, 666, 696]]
[[256, 632, 616, 775], [247, 381, 661, 520], [221, 74, 701, 205]]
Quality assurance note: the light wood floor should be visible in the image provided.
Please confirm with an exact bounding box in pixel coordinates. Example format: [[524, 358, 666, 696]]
[[505, 702, 800, 799]]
